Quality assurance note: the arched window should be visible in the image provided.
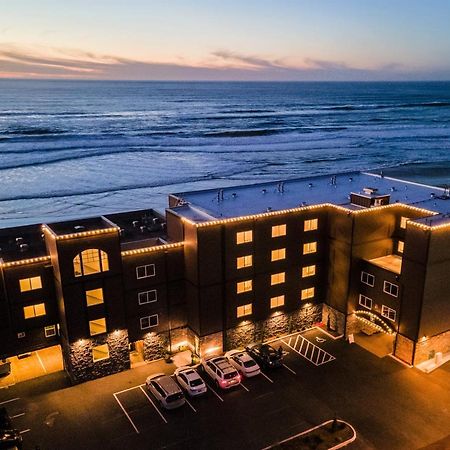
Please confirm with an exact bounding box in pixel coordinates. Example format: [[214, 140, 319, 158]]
[[73, 249, 109, 277]]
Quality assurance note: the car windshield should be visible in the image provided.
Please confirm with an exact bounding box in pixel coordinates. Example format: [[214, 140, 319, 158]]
[[189, 379, 203, 387], [166, 392, 184, 403], [243, 360, 257, 368], [224, 371, 238, 379]]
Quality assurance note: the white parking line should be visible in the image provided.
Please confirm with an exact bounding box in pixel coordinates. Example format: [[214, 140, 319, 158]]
[[139, 385, 168, 424], [184, 397, 197, 413], [0, 398, 20, 406], [240, 383, 250, 392], [204, 383, 224, 402], [113, 385, 142, 396], [260, 372, 274, 384], [10, 413, 25, 419], [113, 392, 140, 434], [19, 429, 30, 434], [282, 364, 297, 375], [36, 351, 47, 374]]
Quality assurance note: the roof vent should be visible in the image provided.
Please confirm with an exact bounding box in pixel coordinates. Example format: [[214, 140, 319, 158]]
[[363, 187, 378, 195], [19, 243, 29, 252], [232, 193, 237, 198], [261, 189, 267, 194], [74, 225, 85, 231], [308, 183, 313, 188], [15, 237, 24, 245], [132, 220, 139, 228], [267, 207, 272, 212], [349, 177, 353, 182]]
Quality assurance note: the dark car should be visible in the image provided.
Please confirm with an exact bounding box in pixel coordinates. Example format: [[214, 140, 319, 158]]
[[0, 408, 23, 450], [246, 343, 283, 369]]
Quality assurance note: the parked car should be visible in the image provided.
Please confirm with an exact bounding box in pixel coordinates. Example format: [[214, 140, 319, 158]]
[[0, 360, 11, 377], [174, 367, 207, 396], [145, 373, 185, 410], [0, 407, 23, 450], [224, 350, 260, 377], [246, 343, 283, 369], [201, 356, 241, 389]]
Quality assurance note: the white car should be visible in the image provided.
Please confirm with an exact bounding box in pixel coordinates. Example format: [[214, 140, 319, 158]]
[[174, 367, 207, 396], [201, 356, 241, 389], [225, 350, 261, 378], [145, 373, 185, 409]]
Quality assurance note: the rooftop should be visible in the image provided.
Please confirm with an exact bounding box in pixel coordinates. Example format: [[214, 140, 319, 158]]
[[368, 254, 402, 274], [170, 171, 450, 224], [46, 216, 116, 236], [0, 224, 47, 263]]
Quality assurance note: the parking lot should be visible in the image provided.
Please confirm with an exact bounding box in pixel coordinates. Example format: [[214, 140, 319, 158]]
[[1, 326, 450, 450]]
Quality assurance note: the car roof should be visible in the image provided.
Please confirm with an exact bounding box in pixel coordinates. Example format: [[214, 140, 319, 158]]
[[179, 368, 200, 380], [148, 374, 181, 394], [213, 358, 236, 373]]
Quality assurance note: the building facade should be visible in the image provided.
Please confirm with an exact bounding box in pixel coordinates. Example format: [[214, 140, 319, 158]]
[[1, 172, 449, 383]]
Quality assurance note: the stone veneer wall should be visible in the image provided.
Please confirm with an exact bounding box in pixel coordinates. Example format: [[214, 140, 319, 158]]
[[323, 304, 347, 336], [394, 334, 415, 365], [143, 331, 169, 361], [413, 329, 450, 365], [64, 330, 130, 384], [226, 304, 322, 350]]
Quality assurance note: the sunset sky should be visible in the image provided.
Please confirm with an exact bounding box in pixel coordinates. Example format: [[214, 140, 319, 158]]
[[1, 0, 450, 80]]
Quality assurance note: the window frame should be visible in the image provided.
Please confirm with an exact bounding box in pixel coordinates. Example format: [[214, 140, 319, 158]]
[[383, 281, 399, 297], [397, 241, 404, 254], [140, 314, 159, 330], [270, 295, 285, 309], [271, 272, 286, 286], [381, 305, 396, 321], [236, 255, 253, 269], [400, 216, 408, 229], [19, 276, 42, 292], [44, 325, 57, 338], [74, 249, 109, 277], [303, 241, 317, 255], [138, 289, 158, 305], [23, 303, 46, 319], [301, 287, 315, 300], [302, 265, 316, 278], [236, 303, 252, 318], [304, 218, 318, 232], [89, 317, 107, 336], [361, 271, 375, 287], [237, 279, 252, 294], [92, 344, 110, 362], [136, 264, 156, 279], [85, 288, 104, 307], [358, 294, 373, 310], [271, 224, 286, 238], [236, 230, 253, 245], [271, 248, 286, 262]]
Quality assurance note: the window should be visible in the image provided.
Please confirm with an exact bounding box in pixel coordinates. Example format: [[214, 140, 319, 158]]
[[89, 318, 107, 336], [236, 230, 253, 244], [381, 305, 396, 321], [237, 303, 252, 318], [140, 314, 158, 330], [301, 287, 315, 300], [303, 242, 317, 255], [271, 272, 285, 285], [138, 290, 157, 305], [361, 271, 375, 287], [74, 249, 109, 277], [237, 280, 252, 293], [270, 295, 285, 308], [302, 265, 316, 278], [23, 303, 46, 319], [400, 216, 408, 229], [92, 344, 109, 362], [136, 264, 155, 279], [86, 288, 104, 306], [19, 276, 42, 292], [44, 325, 57, 338], [397, 241, 404, 254], [271, 224, 286, 238], [271, 248, 286, 262], [383, 281, 399, 297], [304, 219, 318, 232], [358, 294, 373, 310], [237, 255, 253, 269]]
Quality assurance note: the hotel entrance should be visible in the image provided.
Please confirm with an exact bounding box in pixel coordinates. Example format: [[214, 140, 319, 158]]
[[0, 345, 64, 388], [129, 340, 145, 367]]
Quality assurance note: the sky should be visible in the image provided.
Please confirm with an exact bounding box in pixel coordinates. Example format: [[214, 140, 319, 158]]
[[1, 0, 450, 81]]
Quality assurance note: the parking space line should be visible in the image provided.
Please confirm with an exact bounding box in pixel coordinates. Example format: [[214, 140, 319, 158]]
[[282, 364, 297, 375], [113, 385, 141, 396], [184, 397, 197, 413], [260, 372, 274, 384], [19, 429, 30, 434], [204, 382, 224, 402], [36, 351, 47, 374], [0, 398, 20, 406], [139, 385, 168, 424], [282, 335, 335, 367], [113, 393, 140, 434], [240, 383, 250, 392], [10, 413, 25, 419]]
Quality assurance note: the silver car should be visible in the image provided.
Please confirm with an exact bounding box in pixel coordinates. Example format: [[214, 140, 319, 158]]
[[145, 373, 185, 410]]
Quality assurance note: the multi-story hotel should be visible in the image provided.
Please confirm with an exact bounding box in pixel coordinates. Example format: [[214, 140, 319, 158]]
[[1, 171, 449, 383]]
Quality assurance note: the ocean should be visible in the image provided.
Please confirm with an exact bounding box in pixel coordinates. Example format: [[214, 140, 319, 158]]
[[0, 80, 449, 227]]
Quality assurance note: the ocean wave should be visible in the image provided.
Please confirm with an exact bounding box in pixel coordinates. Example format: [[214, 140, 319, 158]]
[[203, 129, 287, 137], [3, 127, 67, 136]]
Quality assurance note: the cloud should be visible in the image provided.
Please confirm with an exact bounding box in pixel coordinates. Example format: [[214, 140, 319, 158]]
[[0, 44, 449, 81]]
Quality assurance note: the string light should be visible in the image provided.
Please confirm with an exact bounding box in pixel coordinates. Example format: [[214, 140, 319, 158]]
[[121, 242, 184, 256], [0, 256, 51, 268], [354, 310, 395, 334], [42, 224, 119, 240]]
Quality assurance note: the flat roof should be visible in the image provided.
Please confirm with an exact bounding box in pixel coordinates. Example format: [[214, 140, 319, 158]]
[[368, 254, 402, 274], [170, 172, 450, 224], [46, 216, 115, 236]]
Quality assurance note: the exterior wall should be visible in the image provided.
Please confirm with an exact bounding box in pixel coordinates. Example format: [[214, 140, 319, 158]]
[[322, 304, 346, 335], [394, 334, 415, 365], [414, 329, 450, 365]]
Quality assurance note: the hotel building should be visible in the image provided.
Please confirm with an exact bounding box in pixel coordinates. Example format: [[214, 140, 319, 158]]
[[0, 172, 449, 383]]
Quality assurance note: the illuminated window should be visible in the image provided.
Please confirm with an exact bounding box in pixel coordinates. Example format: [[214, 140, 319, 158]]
[[303, 242, 317, 254], [272, 224, 286, 238], [304, 219, 318, 232], [44, 325, 57, 338], [74, 249, 109, 277], [302, 265, 316, 278], [140, 314, 158, 330], [237, 303, 252, 318], [270, 295, 285, 308], [237, 280, 252, 293], [400, 217, 408, 229], [136, 264, 155, 279], [92, 344, 109, 362], [89, 318, 107, 336], [86, 288, 104, 306], [23, 303, 46, 319], [271, 248, 286, 262], [397, 241, 404, 254], [237, 255, 253, 269], [19, 276, 42, 292], [383, 281, 399, 297], [236, 230, 253, 244], [361, 271, 375, 287], [301, 287, 315, 300], [271, 272, 285, 285], [358, 294, 372, 310], [138, 290, 157, 305], [381, 305, 396, 321]]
